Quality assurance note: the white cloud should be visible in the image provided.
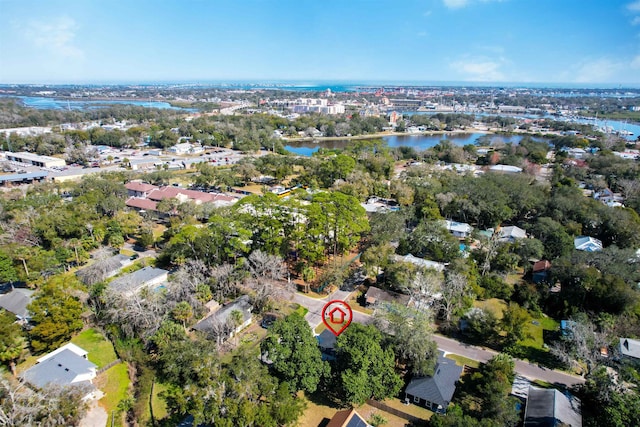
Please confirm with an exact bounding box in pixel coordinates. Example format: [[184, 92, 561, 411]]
[[450, 57, 505, 81], [633, 16, 640, 25], [574, 58, 621, 83], [443, 0, 506, 9], [25, 16, 83, 59], [627, 1, 640, 12], [443, 0, 469, 9]]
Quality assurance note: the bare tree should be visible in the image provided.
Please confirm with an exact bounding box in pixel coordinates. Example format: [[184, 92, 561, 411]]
[[210, 263, 239, 301], [549, 317, 608, 374], [102, 291, 166, 340], [244, 250, 291, 312], [401, 269, 443, 311], [0, 379, 89, 426], [438, 272, 471, 324]]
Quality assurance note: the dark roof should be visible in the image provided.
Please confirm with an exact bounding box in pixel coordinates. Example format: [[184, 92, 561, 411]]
[[317, 329, 337, 350], [405, 351, 463, 409], [21, 349, 96, 388], [0, 171, 48, 183], [365, 286, 409, 306], [193, 295, 252, 333], [0, 288, 34, 319], [524, 387, 582, 427], [326, 409, 369, 427]]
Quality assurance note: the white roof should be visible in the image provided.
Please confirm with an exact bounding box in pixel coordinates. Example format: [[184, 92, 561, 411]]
[[499, 225, 527, 240], [574, 236, 603, 252], [37, 342, 88, 364], [490, 164, 522, 173], [620, 338, 640, 359], [395, 254, 446, 272], [444, 220, 473, 233]]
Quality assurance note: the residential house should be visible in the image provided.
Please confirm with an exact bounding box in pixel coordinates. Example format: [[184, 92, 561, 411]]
[[75, 253, 133, 285], [489, 164, 523, 173], [108, 266, 168, 297], [125, 181, 157, 198], [317, 329, 337, 361], [574, 236, 603, 252], [444, 220, 473, 238], [125, 182, 237, 215], [532, 260, 552, 284], [593, 188, 624, 207], [193, 295, 253, 341], [394, 253, 446, 272], [0, 287, 34, 323], [21, 343, 100, 401], [524, 386, 582, 427], [619, 338, 640, 360], [326, 408, 371, 427], [364, 286, 409, 308], [498, 225, 527, 242], [405, 351, 463, 413]]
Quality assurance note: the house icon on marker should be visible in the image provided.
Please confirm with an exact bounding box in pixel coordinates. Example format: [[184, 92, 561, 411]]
[[328, 307, 346, 324]]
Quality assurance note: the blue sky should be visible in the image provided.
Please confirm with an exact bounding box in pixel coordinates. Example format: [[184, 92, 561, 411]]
[[1, 0, 639, 85]]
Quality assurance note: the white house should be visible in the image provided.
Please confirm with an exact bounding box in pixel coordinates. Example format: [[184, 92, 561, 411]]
[[21, 343, 100, 400], [108, 266, 169, 296], [499, 225, 527, 242], [444, 220, 473, 238], [574, 236, 603, 252], [394, 254, 446, 272], [619, 338, 640, 360]]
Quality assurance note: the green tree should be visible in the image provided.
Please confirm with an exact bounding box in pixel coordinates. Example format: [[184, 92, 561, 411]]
[[0, 310, 25, 376], [0, 250, 18, 283], [374, 303, 438, 376], [261, 313, 329, 393], [28, 277, 84, 353], [171, 301, 193, 329], [500, 302, 531, 348], [334, 323, 403, 405]]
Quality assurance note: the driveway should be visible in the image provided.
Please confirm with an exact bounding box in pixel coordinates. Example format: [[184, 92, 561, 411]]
[[79, 400, 108, 427]]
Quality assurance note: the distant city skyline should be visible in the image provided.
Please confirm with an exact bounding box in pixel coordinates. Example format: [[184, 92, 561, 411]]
[[1, 0, 639, 86]]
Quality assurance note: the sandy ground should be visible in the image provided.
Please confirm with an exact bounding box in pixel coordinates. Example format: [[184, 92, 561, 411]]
[[80, 399, 108, 427]]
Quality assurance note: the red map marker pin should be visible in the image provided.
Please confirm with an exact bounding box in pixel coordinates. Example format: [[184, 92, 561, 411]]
[[321, 300, 353, 337]]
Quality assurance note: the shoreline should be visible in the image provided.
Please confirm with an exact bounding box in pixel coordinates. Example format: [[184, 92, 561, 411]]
[[281, 128, 494, 143]]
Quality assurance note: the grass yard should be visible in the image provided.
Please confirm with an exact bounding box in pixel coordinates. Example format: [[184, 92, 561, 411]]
[[71, 328, 118, 369], [292, 304, 309, 318], [446, 353, 481, 369], [96, 362, 130, 427], [298, 392, 432, 427], [473, 298, 507, 319], [149, 381, 169, 422], [519, 316, 559, 350]]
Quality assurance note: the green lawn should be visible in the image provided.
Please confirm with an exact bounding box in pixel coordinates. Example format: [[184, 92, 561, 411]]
[[446, 353, 481, 369], [71, 328, 118, 369], [292, 305, 309, 318], [473, 298, 507, 320], [97, 362, 130, 427], [519, 316, 559, 350], [150, 381, 169, 422]]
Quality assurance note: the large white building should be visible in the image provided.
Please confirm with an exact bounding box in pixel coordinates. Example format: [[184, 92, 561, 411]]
[[5, 151, 66, 168]]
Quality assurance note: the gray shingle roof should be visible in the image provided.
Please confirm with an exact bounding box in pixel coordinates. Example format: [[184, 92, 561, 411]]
[[0, 288, 34, 319], [405, 351, 463, 408], [21, 349, 96, 388], [108, 266, 168, 294], [524, 387, 582, 427], [193, 295, 252, 333]]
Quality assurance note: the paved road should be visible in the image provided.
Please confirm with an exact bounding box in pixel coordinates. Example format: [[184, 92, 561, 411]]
[[432, 334, 585, 387], [291, 291, 584, 388]]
